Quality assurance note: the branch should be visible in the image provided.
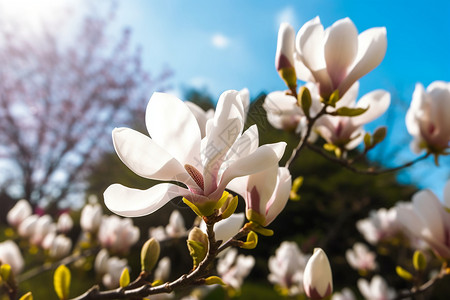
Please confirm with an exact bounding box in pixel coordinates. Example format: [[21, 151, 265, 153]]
[[394, 266, 448, 299]]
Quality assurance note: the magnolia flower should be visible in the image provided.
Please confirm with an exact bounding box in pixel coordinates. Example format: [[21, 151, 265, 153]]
[[396, 182, 450, 259], [356, 207, 401, 245], [268, 241, 308, 296], [30, 215, 55, 246], [345, 243, 377, 273], [57, 213, 73, 233], [80, 202, 103, 233], [200, 213, 245, 243], [17, 215, 39, 238], [295, 17, 387, 99], [331, 288, 356, 300], [48, 234, 72, 258], [303, 248, 333, 300], [154, 257, 171, 282], [276, 23, 296, 72], [405, 81, 450, 154], [0, 240, 24, 275], [98, 215, 140, 255], [229, 166, 291, 227], [315, 82, 390, 150], [94, 250, 129, 289], [149, 226, 167, 241], [165, 210, 187, 238], [7, 199, 32, 228], [104, 91, 285, 218], [357, 276, 395, 300], [217, 248, 255, 290]]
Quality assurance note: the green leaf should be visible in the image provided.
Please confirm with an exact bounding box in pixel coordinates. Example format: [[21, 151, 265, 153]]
[[220, 195, 238, 220], [119, 268, 130, 288], [19, 292, 33, 300], [141, 238, 160, 273], [0, 264, 11, 282], [298, 86, 312, 117], [331, 106, 369, 117], [413, 250, 427, 271], [204, 276, 226, 286], [187, 240, 207, 268], [363, 132, 371, 149], [396, 266, 413, 281], [54, 265, 71, 300], [372, 126, 387, 145], [328, 89, 340, 107]]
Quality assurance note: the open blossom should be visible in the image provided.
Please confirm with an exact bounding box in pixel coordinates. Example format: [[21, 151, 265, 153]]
[[357, 276, 395, 300], [315, 82, 390, 150], [294, 17, 387, 99], [48, 234, 72, 259], [332, 288, 356, 300], [30, 215, 55, 246], [268, 241, 308, 296], [80, 202, 103, 233], [7, 199, 32, 228], [345, 243, 377, 273], [229, 166, 291, 227], [396, 180, 450, 259], [57, 213, 73, 233], [356, 207, 401, 245], [217, 248, 255, 290], [165, 210, 187, 238], [94, 249, 129, 289], [0, 240, 24, 275], [104, 91, 285, 218], [303, 248, 333, 300], [98, 215, 140, 254], [405, 81, 450, 154]]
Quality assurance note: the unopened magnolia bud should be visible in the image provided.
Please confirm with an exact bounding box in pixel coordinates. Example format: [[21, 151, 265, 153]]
[[219, 194, 238, 220], [275, 23, 296, 89], [187, 227, 208, 268], [298, 86, 312, 117], [303, 248, 333, 300], [140, 238, 160, 273]]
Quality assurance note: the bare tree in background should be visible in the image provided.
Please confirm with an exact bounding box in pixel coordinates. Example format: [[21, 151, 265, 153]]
[[0, 4, 171, 208]]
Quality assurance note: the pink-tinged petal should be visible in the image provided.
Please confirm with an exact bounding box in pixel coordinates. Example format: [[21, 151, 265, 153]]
[[112, 128, 188, 182], [412, 190, 445, 243], [213, 142, 286, 199], [427, 81, 450, 136], [227, 176, 249, 201], [296, 17, 326, 72], [406, 83, 426, 136], [263, 92, 303, 130], [338, 27, 387, 96], [265, 167, 292, 225], [324, 18, 358, 88], [223, 125, 259, 164], [396, 205, 424, 238], [444, 180, 450, 209], [146, 92, 201, 166], [352, 90, 390, 127], [276, 23, 296, 70], [246, 165, 279, 213], [294, 53, 315, 82], [345, 127, 365, 150], [104, 183, 193, 217], [203, 90, 244, 194]]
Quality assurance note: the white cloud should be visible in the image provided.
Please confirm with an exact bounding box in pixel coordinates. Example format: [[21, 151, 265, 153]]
[[275, 6, 298, 28], [211, 33, 230, 49]]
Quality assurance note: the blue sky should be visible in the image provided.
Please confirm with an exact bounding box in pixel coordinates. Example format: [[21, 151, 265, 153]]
[[2, 0, 449, 196]]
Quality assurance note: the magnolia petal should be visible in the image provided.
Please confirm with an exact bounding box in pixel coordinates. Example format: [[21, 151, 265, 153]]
[[223, 125, 260, 164], [214, 142, 287, 199], [276, 23, 296, 70], [338, 27, 387, 96], [203, 90, 244, 194], [238, 88, 251, 118], [444, 180, 450, 209], [112, 128, 190, 182], [324, 18, 358, 88], [412, 190, 445, 243], [396, 205, 424, 239], [406, 83, 426, 136], [104, 183, 192, 217], [146, 92, 201, 166], [263, 91, 302, 130], [352, 90, 390, 127], [335, 82, 359, 109], [427, 81, 450, 137], [265, 167, 292, 226], [246, 165, 279, 212], [185, 101, 211, 138], [294, 53, 315, 83], [296, 16, 326, 72], [226, 176, 249, 201], [200, 213, 245, 243]]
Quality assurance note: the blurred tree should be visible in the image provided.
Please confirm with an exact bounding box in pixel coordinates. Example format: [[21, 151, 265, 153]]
[[0, 3, 171, 208]]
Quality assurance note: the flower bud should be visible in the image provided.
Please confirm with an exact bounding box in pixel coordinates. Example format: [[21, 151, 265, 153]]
[[7, 199, 32, 228], [187, 227, 209, 268], [275, 23, 296, 89], [80, 203, 102, 233], [140, 238, 160, 273], [57, 213, 73, 234], [303, 248, 333, 300]]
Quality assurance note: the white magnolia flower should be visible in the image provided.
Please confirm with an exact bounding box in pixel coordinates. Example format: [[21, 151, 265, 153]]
[[303, 248, 333, 300], [276, 23, 296, 72], [149, 226, 167, 241], [7, 199, 32, 228], [356, 207, 401, 245], [165, 210, 187, 238], [200, 213, 245, 243], [103, 258, 128, 289], [228, 166, 291, 227], [396, 181, 450, 259], [80, 202, 103, 233], [315, 82, 390, 150], [154, 257, 171, 282], [268, 241, 308, 296], [0, 240, 24, 275], [98, 215, 140, 255], [217, 248, 255, 290], [48, 234, 72, 258], [295, 17, 387, 99], [104, 91, 285, 218], [345, 243, 377, 272], [332, 288, 356, 300], [406, 81, 450, 154], [17, 215, 39, 238], [30, 215, 55, 246], [57, 213, 73, 233], [357, 275, 395, 300]]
